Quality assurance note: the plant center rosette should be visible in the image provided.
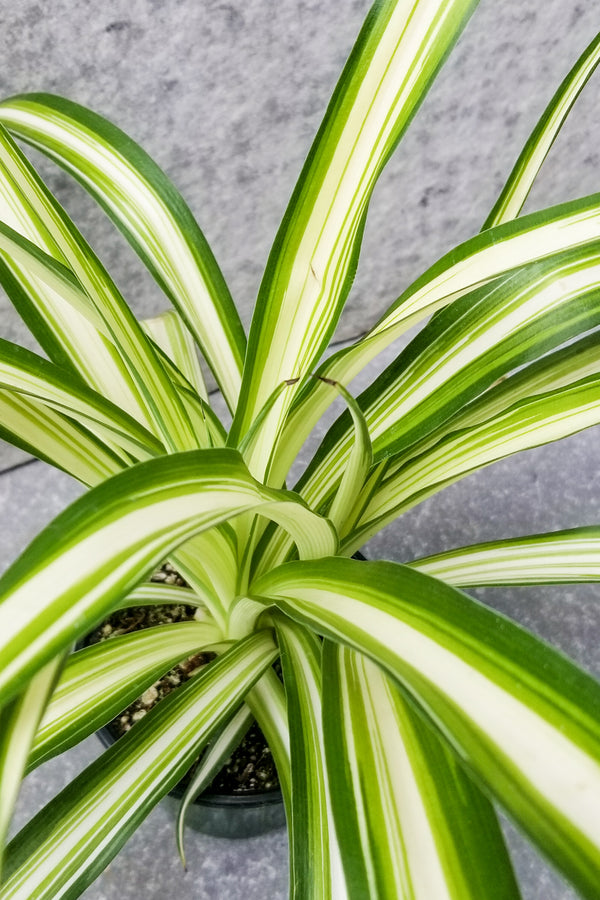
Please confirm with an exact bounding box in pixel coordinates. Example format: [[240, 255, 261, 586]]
[[83, 564, 284, 838]]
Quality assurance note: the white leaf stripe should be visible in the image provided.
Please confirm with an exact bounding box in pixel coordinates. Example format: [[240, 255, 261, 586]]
[[0, 450, 336, 704], [29, 621, 221, 770], [323, 644, 520, 899], [350, 375, 600, 549], [410, 526, 600, 586], [251, 558, 600, 897], [484, 31, 600, 228], [231, 0, 478, 446], [279, 194, 600, 483], [2, 632, 277, 900], [0, 94, 246, 411]]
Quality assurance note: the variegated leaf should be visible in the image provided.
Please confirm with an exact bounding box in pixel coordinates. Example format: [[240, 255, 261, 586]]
[[322, 643, 520, 899], [251, 558, 600, 899], [2, 632, 277, 900], [0, 94, 246, 411]]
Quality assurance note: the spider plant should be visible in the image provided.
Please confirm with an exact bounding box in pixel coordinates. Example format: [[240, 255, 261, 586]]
[[1, 0, 600, 897]]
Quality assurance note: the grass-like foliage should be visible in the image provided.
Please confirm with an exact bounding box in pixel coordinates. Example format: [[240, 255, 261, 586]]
[[1, 2, 600, 897]]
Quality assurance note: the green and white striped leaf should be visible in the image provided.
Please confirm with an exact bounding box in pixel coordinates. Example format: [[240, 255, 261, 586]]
[[434, 330, 600, 436], [170, 529, 240, 631], [141, 309, 223, 448], [29, 621, 221, 770], [0, 337, 164, 459], [361, 328, 600, 498], [236, 378, 303, 482], [0, 219, 106, 332], [0, 93, 246, 411], [116, 582, 201, 610], [275, 614, 346, 900], [484, 31, 600, 229], [277, 193, 600, 483], [0, 390, 125, 484], [411, 526, 600, 586], [255, 378, 373, 573], [324, 380, 372, 534], [291, 243, 600, 526], [322, 643, 520, 899], [0, 448, 336, 705], [244, 669, 291, 808], [175, 704, 253, 866], [0, 657, 63, 881], [251, 558, 600, 899], [230, 0, 478, 450], [1, 631, 277, 900], [348, 374, 600, 550], [141, 308, 208, 401], [0, 143, 151, 425], [0, 125, 199, 446], [357, 246, 600, 463]]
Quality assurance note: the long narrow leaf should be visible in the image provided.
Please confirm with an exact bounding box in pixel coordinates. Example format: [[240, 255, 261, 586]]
[[251, 558, 600, 899], [323, 643, 521, 899], [0, 94, 246, 411], [325, 381, 372, 533], [0, 390, 126, 484], [411, 526, 600, 586], [141, 309, 208, 401], [0, 337, 163, 459], [348, 374, 600, 550], [275, 614, 346, 900], [231, 0, 478, 450], [277, 194, 600, 483], [170, 529, 240, 631], [291, 243, 600, 525], [484, 32, 600, 229], [2, 632, 277, 900], [364, 328, 600, 494], [244, 669, 291, 809], [0, 657, 62, 881], [0, 124, 196, 443], [175, 704, 253, 866], [116, 582, 201, 609]]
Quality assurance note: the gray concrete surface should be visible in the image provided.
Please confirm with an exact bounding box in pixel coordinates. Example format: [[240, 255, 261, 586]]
[[1, 0, 599, 467]]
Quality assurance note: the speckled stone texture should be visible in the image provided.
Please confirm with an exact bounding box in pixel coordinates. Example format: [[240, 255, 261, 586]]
[[0, 0, 599, 466]]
